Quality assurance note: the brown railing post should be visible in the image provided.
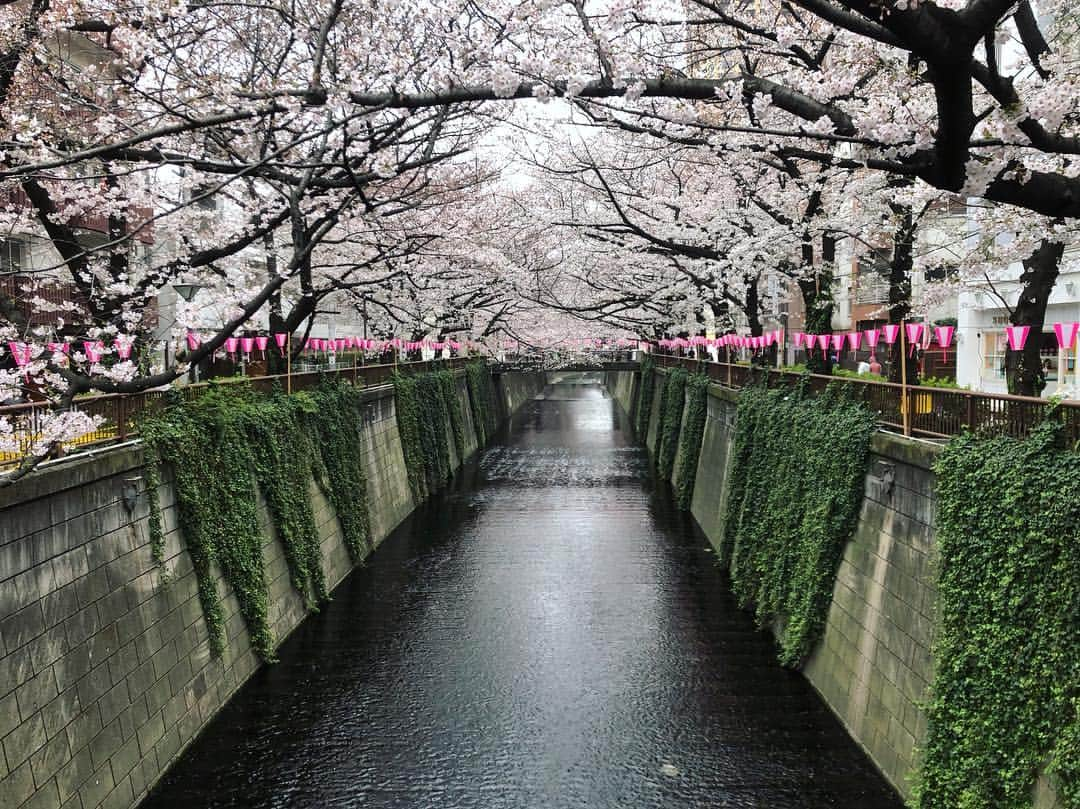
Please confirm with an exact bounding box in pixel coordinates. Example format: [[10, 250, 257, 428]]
[[117, 396, 127, 441], [965, 394, 977, 432]]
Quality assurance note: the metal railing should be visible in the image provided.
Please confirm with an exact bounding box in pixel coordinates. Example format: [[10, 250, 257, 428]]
[[652, 354, 1080, 445], [0, 357, 469, 469]]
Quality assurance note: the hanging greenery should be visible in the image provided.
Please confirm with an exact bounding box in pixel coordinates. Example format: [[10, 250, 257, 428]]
[[465, 360, 497, 445], [392, 371, 429, 502], [141, 380, 373, 662], [394, 367, 476, 500], [914, 421, 1080, 809], [439, 370, 467, 462], [635, 354, 656, 438], [656, 367, 688, 480], [674, 374, 709, 509], [719, 383, 876, 666], [303, 382, 373, 563]]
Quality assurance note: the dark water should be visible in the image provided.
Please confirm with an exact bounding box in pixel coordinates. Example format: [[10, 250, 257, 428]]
[[142, 381, 903, 809]]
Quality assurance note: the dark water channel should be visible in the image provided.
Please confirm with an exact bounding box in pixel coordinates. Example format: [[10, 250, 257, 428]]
[[142, 380, 903, 809]]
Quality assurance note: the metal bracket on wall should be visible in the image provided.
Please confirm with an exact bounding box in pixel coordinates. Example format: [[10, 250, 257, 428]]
[[122, 477, 142, 513], [874, 460, 896, 501]]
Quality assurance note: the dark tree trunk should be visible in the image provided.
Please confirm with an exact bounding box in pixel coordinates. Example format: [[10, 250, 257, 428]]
[[887, 203, 919, 385], [1006, 239, 1063, 396], [799, 236, 834, 374]]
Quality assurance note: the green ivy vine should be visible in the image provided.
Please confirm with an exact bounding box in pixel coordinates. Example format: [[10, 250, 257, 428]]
[[141, 380, 373, 662], [635, 354, 656, 438], [656, 367, 688, 480], [914, 421, 1080, 809], [466, 360, 497, 445], [394, 367, 475, 501], [674, 374, 709, 510], [392, 372, 429, 502], [719, 383, 876, 666]]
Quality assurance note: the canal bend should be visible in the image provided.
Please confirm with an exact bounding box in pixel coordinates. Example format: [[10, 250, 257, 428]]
[[142, 379, 903, 809]]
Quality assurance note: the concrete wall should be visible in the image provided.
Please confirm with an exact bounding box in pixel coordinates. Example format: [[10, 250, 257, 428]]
[[493, 372, 547, 422], [605, 370, 637, 421], [0, 370, 541, 809], [605, 368, 938, 801]]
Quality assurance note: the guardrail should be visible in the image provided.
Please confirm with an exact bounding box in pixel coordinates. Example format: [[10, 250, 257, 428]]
[[0, 358, 469, 469], [652, 354, 1080, 445]]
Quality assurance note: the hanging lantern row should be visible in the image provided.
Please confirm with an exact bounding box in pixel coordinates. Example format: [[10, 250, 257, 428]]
[[501, 337, 643, 350], [657, 330, 784, 351], [5, 337, 136, 370], [795, 324, 955, 361]]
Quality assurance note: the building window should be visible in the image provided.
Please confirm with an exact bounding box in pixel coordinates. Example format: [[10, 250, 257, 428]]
[[982, 331, 1070, 382], [0, 238, 25, 273]]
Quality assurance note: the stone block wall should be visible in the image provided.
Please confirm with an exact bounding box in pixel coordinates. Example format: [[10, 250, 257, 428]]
[[0, 371, 542, 809]]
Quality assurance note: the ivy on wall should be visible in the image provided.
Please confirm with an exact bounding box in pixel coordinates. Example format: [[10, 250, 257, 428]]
[[719, 384, 876, 666], [914, 422, 1080, 809], [466, 360, 497, 445], [656, 367, 687, 480], [674, 374, 709, 510], [142, 381, 372, 662], [392, 372, 429, 502], [395, 366, 477, 501], [635, 355, 656, 438], [440, 370, 467, 461]]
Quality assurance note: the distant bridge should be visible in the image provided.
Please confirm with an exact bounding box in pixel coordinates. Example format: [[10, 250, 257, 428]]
[[491, 361, 641, 373]]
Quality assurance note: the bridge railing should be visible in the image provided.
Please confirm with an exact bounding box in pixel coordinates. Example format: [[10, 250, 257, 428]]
[[0, 358, 469, 469], [651, 354, 1080, 444]]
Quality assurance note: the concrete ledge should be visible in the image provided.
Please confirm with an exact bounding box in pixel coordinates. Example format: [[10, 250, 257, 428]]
[[0, 445, 145, 512]]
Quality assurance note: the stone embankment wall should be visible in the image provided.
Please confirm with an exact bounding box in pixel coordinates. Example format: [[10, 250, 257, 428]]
[[607, 368, 938, 802], [0, 370, 544, 809]]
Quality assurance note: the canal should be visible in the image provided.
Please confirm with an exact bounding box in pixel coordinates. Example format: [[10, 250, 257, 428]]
[[141, 379, 903, 809]]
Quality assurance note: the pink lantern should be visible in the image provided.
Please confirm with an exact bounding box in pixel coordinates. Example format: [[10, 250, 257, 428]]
[[274, 333, 288, 356], [82, 340, 103, 363], [830, 333, 844, 351], [345, 336, 355, 349], [255, 336, 269, 354], [793, 332, 804, 348], [1053, 322, 1079, 351], [847, 332, 861, 351], [224, 337, 239, 356], [882, 324, 901, 344], [864, 328, 880, 348], [1006, 325, 1030, 352], [8, 341, 30, 368], [186, 331, 202, 352], [816, 334, 829, 353], [47, 341, 69, 356], [114, 337, 133, 360], [336, 338, 346, 352], [934, 325, 955, 351], [773, 328, 784, 346], [240, 337, 254, 354], [905, 323, 923, 354]]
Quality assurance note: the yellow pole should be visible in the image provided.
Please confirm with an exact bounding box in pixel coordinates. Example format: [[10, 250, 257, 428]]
[[900, 320, 910, 436]]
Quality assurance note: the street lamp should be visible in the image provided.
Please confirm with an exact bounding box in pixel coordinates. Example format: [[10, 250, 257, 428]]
[[170, 283, 204, 379], [172, 283, 203, 302]]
